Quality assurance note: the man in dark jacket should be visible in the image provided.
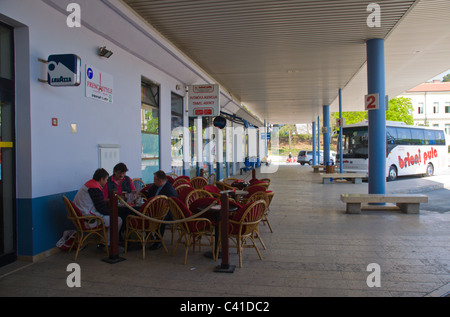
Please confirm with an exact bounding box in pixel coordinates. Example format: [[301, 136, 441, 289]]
[[145, 170, 177, 199], [145, 170, 178, 250]]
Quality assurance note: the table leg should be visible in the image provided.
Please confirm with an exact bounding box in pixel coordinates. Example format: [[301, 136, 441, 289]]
[[103, 192, 125, 264], [215, 193, 235, 273]]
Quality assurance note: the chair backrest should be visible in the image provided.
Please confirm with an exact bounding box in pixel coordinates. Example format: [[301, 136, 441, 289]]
[[207, 173, 216, 185], [248, 182, 269, 189], [173, 177, 191, 187], [230, 200, 266, 235], [191, 176, 208, 189], [223, 177, 240, 185], [204, 185, 220, 194], [185, 189, 213, 208], [175, 175, 190, 181], [132, 178, 146, 192], [176, 185, 194, 203], [168, 197, 201, 233], [166, 175, 175, 184], [140, 195, 169, 220], [62, 195, 86, 230], [247, 191, 270, 208], [215, 181, 234, 191], [167, 173, 178, 179], [175, 183, 193, 191], [246, 185, 268, 197]]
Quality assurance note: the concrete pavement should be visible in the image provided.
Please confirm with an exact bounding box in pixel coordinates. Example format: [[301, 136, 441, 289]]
[[1, 164, 449, 298]]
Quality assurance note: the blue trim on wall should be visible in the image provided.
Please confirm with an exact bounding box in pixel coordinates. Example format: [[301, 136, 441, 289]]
[[17, 190, 78, 257]]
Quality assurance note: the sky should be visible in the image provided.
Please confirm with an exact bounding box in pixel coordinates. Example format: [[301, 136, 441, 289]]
[[429, 69, 450, 81]]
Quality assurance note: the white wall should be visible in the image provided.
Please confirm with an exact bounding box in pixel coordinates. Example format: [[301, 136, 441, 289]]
[[401, 90, 450, 144], [1, 0, 184, 198]]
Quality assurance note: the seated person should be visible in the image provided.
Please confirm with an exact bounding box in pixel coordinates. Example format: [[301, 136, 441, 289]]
[[144, 170, 178, 250], [73, 168, 122, 246], [103, 162, 136, 201], [145, 170, 177, 199]]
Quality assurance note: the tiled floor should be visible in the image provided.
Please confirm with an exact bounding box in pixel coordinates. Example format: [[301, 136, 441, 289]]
[[1, 165, 450, 297]]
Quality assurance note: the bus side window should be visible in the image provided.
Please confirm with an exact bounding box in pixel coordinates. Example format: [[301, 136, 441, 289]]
[[386, 127, 397, 144], [397, 128, 412, 145], [435, 130, 445, 145], [411, 129, 424, 145], [425, 130, 435, 145]]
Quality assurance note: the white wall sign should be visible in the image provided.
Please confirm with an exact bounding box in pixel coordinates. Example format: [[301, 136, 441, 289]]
[[365, 93, 379, 110], [188, 84, 220, 117], [85, 65, 113, 103], [336, 118, 345, 127]]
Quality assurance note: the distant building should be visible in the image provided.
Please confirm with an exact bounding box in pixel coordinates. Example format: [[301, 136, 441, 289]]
[[400, 80, 450, 145]]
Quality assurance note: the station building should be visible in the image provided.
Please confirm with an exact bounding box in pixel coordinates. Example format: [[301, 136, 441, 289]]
[[1, 0, 449, 269], [0, 1, 267, 266]]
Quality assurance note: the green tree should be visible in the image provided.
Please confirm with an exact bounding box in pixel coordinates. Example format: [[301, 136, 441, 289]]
[[442, 73, 450, 82], [331, 96, 414, 129], [386, 97, 414, 125]]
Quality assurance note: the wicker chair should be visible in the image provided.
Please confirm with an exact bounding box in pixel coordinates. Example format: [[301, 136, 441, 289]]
[[215, 181, 234, 191], [62, 196, 109, 260], [125, 195, 169, 259], [167, 173, 178, 179], [228, 200, 267, 267], [185, 189, 213, 209], [247, 191, 274, 233], [223, 177, 240, 185], [176, 185, 195, 204], [247, 182, 269, 190], [204, 185, 221, 199], [168, 197, 216, 264], [246, 191, 272, 249], [173, 177, 191, 188], [132, 178, 146, 193], [207, 173, 216, 185], [191, 176, 208, 189]]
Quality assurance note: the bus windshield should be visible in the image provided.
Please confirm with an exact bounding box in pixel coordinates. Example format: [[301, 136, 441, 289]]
[[342, 127, 369, 159]]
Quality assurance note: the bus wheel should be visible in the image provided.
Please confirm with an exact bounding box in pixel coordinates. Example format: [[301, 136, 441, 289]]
[[426, 163, 434, 177], [388, 165, 397, 181]]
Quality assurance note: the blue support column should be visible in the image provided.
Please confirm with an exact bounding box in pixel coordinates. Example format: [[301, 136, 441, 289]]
[[317, 116, 321, 164], [323, 105, 330, 165], [312, 122, 316, 166], [367, 38, 386, 195], [339, 88, 343, 174]]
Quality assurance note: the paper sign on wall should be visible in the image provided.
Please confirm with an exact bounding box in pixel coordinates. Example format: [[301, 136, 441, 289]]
[[188, 84, 220, 117], [85, 65, 114, 103]]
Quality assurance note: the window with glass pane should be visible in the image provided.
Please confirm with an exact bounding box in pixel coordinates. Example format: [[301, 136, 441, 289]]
[[433, 102, 439, 114], [141, 80, 160, 184], [189, 117, 196, 174], [171, 93, 183, 174]]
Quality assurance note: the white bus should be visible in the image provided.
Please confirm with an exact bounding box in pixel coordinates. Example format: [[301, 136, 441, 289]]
[[337, 121, 448, 181]]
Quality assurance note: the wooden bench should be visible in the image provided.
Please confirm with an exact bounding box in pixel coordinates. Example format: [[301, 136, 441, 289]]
[[312, 165, 325, 173], [320, 173, 366, 184], [340, 194, 428, 214]]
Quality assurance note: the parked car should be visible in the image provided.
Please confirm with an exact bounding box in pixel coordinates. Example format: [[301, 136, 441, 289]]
[[297, 150, 336, 165]]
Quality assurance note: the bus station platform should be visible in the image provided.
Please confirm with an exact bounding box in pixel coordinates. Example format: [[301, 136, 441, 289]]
[[1, 165, 449, 298]]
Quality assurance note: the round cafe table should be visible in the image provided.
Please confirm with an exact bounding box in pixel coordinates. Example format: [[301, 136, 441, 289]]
[[219, 189, 248, 203], [198, 203, 239, 260]]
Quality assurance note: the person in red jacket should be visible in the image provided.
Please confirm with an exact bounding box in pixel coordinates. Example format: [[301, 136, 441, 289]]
[[73, 168, 123, 246]]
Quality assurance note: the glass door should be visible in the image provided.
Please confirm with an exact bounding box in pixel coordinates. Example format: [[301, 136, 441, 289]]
[[0, 22, 16, 266]]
